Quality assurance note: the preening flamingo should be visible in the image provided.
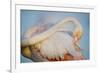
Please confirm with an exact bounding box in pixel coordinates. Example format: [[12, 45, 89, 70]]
[[21, 17, 84, 62]]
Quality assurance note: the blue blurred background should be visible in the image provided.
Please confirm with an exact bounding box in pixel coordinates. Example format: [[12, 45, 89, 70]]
[[21, 10, 90, 63]]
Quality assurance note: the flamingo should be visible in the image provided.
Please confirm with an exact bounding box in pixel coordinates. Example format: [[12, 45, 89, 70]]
[[21, 17, 84, 62]]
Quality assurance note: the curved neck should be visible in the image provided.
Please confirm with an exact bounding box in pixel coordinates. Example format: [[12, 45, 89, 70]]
[[21, 17, 83, 47]]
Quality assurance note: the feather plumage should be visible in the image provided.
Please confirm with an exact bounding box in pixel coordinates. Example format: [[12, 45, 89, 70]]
[[21, 17, 84, 62]]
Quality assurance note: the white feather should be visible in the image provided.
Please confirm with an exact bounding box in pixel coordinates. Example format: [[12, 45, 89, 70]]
[[35, 31, 82, 59], [22, 17, 83, 61]]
